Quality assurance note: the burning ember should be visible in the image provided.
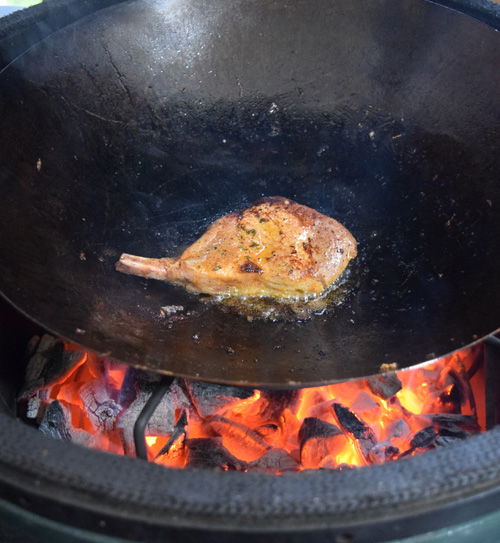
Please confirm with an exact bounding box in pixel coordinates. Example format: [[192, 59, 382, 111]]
[[18, 336, 485, 473]]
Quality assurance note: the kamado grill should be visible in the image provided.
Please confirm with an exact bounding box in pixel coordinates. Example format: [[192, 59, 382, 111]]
[[2, 0, 500, 541]]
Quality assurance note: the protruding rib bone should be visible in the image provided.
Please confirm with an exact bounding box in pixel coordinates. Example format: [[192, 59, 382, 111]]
[[116, 254, 181, 282]]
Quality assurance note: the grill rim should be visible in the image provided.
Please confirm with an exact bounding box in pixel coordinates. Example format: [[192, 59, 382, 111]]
[[2, 411, 500, 542]]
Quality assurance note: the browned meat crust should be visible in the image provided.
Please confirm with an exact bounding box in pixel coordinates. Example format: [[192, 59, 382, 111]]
[[116, 197, 357, 300]]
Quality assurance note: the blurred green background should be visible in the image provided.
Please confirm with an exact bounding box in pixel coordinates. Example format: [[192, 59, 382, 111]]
[[2, 1, 42, 5], [0, 0, 42, 17]]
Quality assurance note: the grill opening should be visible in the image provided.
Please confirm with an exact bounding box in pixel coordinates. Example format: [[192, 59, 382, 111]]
[[15, 333, 491, 473], [2, 296, 500, 543]]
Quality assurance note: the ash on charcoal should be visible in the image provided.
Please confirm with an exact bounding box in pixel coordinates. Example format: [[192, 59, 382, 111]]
[[208, 415, 271, 462], [71, 428, 97, 449], [39, 400, 71, 441], [317, 457, 342, 470], [117, 378, 189, 456], [368, 442, 399, 465], [350, 391, 381, 416], [155, 411, 188, 459], [25, 396, 43, 421], [80, 380, 121, 432], [18, 335, 85, 400], [306, 397, 338, 419], [186, 381, 254, 418], [247, 448, 301, 473], [184, 438, 247, 470], [332, 402, 377, 458], [383, 418, 411, 442], [435, 435, 463, 447], [336, 463, 356, 471], [365, 372, 402, 400]]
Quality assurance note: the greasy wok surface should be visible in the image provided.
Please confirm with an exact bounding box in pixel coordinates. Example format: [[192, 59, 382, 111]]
[[1, 0, 500, 387]]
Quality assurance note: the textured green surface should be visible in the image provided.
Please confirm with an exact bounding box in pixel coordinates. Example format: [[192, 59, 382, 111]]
[[388, 509, 500, 543], [2, 496, 500, 543]]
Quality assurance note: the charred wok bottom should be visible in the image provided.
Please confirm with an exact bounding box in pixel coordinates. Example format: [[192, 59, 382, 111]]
[[17, 336, 487, 472]]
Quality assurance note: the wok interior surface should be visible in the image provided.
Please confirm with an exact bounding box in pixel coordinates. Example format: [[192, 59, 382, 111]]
[[1, 0, 500, 386]]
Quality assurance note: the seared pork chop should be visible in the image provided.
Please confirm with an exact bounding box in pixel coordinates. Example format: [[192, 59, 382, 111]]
[[116, 197, 357, 300]]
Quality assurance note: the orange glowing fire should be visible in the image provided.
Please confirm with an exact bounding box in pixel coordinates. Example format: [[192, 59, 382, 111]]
[[25, 342, 485, 473]]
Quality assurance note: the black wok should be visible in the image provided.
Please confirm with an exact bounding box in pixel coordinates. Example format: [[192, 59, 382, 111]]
[[1, 0, 500, 387]]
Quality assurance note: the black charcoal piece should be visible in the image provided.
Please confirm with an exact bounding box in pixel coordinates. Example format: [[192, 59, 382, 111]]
[[333, 402, 377, 457], [25, 335, 62, 382], [186, 380, 254, 418], [438, 425, 470, 440], [445, 368, 470, 405], [117, 367, 137, 408], [18, 335, 86, 400], [258, 389, 301, 419], [39, 400, 72, 441], [298, 417, 343, 449], [333, 403, 367, 438], [155, 411, 188, 459], [466, 347, 484, 380], [248, 449, 301, 473], [298, 417, 345, 467], [184, 438, 247, 470], [438, 384, 462, 411], [431, 413, 479, 429], [484, 336, 500, 429], [118, 367, 162, 408], [24, 335, 42, 362], [366, 373, 402, 400], [410, 426, 437, 449]]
